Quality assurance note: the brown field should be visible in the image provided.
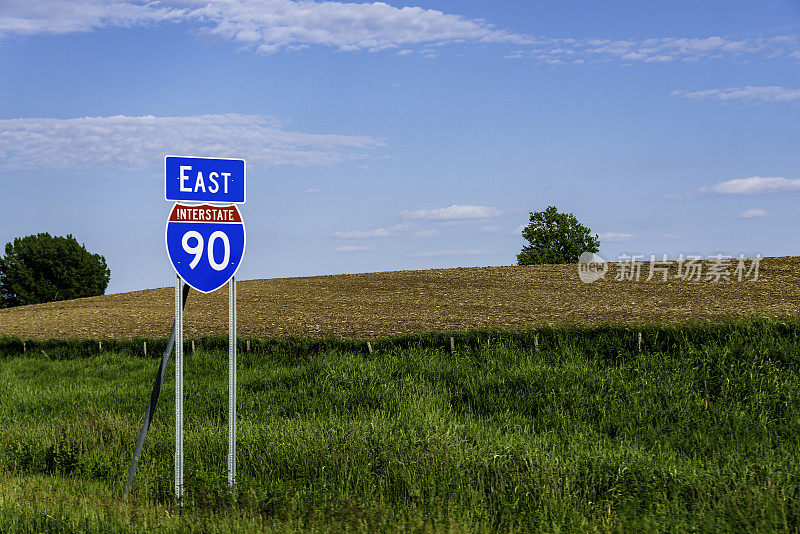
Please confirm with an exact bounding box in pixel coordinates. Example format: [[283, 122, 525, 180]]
[[1, 256, 798, 340]]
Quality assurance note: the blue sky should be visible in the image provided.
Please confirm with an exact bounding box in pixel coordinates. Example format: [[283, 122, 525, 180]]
[[1, 0, 799, 294]]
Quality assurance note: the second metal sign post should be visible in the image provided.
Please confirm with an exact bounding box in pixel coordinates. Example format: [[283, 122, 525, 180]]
[[228, 276, 237, 488]]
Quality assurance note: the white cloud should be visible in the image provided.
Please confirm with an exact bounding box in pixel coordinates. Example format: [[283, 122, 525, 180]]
[[411, 229, 438, 238], [333, 228, 390, 239], [598, 232, 636, 242], [672, 86, 800, 103], [5, 3, 797, 66], [520, 35, 799, 65], [0, 0, 184, 36], [334, 224, 437, 239], [656, 233, 683, 240], [510, 224, 526, 235], [663, 192, 697, 202], [197, 0, 531, 53], [700, 176, 800, 195], [1, 0, 529, 53], [299, 188, 319, 194], [410, 249, 486, 258], [0, 114, 384, 169], [738, 208, 767, 219], [335, 245, 372, 252], [400, 204, 503, 221], [9, 2, 793, 65]]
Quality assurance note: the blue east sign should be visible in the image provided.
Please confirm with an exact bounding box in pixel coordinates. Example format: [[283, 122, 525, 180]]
[[166, 203, 246, 293], [165, 156, 246, 204]]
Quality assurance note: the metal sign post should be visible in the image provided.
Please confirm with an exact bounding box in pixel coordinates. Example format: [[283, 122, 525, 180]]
[[174, 275, 184, 504], [228, 276, 237, 488]]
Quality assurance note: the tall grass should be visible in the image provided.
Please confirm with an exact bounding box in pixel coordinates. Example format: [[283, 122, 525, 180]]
[[1, 318, 798, 532]]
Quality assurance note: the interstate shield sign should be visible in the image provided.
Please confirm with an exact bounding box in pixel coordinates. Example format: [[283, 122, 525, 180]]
[[165, 203, 246, 293]]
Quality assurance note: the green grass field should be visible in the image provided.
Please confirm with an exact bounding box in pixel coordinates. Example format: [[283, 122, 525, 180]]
[[1, 320, 799, 532]]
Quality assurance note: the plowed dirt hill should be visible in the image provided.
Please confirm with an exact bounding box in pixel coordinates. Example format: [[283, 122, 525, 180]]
[[1, 257, 798, 340]]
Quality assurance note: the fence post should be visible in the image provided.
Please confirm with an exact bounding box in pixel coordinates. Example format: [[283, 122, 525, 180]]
[[23, 342, 26, 354], [534, 334, 539, 352], [143, 341, 147, 357], [246, 339, 250, 353], [367, 341, 373, 354], [99, 341, 102, 352], [637, 332, 642, 352], [449, 337, 455, 354], [191, 340, 195, 354]]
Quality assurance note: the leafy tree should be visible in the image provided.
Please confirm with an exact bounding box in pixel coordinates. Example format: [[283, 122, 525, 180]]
[[517, 206, 600, 265], [0, 233, 110, 307]]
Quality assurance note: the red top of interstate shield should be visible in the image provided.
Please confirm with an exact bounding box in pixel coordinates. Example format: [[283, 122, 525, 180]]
[[168, 203, 242, 223]]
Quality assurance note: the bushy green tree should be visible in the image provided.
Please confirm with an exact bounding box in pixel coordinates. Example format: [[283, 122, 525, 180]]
[[0, 233, 110, 307], [517, 206, 600, 265]]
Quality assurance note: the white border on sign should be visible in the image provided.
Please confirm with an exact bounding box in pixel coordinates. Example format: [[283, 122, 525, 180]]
[[164, 202, 247, 294], [164, 155, 247, 204]]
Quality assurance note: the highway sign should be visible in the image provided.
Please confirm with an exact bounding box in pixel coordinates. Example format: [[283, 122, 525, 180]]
[[165, 203, 246, 293], [165, 156, 246, 204]]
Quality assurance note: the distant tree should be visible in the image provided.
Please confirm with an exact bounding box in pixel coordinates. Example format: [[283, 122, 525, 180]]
[[0, 233, 110, 307], [517, 206, 600, 265]]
